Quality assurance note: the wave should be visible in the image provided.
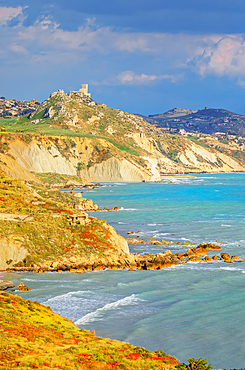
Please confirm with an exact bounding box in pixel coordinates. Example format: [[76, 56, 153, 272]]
[[218, 266, 243, 272], [44, 290, 91, 305], [21, 278, 72, 283], [119, 207, 138, 211], [75, 294, 142, 325]]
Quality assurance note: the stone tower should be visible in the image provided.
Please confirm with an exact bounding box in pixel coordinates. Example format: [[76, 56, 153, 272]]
[[79, 84, 91, 98]]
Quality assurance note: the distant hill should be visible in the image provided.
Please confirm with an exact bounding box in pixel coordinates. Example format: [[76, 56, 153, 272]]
[[0, 97, 40, 118], [141, 107, 245, 136]]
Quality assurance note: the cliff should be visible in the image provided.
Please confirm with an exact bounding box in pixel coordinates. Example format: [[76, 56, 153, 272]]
[[0, 88, 245, 184]]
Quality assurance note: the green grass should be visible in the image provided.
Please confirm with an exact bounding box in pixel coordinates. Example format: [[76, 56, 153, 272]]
[[220, 140, 229, 145], [32, 172, 82, 184], [187, 137, 209, 148]]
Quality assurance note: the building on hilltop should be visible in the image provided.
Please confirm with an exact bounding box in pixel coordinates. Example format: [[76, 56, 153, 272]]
[[79, 84, 91, 98]]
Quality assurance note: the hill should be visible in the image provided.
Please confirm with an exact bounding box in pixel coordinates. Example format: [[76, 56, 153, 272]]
[[141, 107, 245, 136], [0, 87, 245, 182]]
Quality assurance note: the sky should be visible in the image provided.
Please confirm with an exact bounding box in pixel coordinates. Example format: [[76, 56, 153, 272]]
[[1, 0, 245, 115]]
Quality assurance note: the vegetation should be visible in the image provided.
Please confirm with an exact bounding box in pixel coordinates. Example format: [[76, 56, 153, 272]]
[[186, 136, 209, 148], [0, 173, 118, 266], [0, 292, 180, 369], [32, 172, 82, 185], [176, 358, 214, 370]]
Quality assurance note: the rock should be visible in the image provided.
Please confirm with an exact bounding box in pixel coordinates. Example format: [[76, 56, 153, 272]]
[[0, 280, 15, 290], [220, 253, 231, 263], [127, 231, 134, 234], [212, 255, 219, 260], [203, 256, 212, 262], [197, 242, 221, 251], [16, 282, 31, 291], [194, 245, 208, 256], [231, 255, 239, 261], [182, 248, 196, 258]]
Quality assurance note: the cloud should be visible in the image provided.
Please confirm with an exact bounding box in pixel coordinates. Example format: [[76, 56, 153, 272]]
[[189, 35, 245, 77], [116, 70, 178, 84], [237, 78, 245, 88], [2, 8, 245, 86], [0, 6, 24, 25], [93, 70, 179, 86], [10, 43, 27, 54]]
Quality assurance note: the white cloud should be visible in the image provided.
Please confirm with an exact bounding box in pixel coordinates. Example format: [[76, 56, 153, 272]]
[[10, 43, 27, 54], [0, 6, 24, 25], [237, 78, 245, 88], [116, 70, 178, 84], [189, 35, 245, 77]]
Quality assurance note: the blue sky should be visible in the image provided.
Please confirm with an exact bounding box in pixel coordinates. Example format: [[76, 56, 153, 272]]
[[1, 1, 245, 115]]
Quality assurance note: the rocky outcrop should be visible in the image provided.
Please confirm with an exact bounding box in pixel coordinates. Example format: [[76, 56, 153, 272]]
[[16, 282, 31, 291], [0, 280, 15, 290]]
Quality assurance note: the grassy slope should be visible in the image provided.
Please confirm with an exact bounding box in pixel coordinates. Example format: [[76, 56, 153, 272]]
[[0, 173, 121, 267], [0, 292, 179, 369]]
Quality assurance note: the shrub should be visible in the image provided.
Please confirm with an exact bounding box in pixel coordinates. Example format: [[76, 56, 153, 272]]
[[176, 358, 215, 370]]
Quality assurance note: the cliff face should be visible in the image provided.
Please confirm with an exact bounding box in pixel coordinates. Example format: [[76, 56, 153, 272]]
[[81, 156, 160, 182], [0, 235, 28, 270], [0, 134, 161, 182], [0, 130, 244, 184], [9, 139, 77, 176]]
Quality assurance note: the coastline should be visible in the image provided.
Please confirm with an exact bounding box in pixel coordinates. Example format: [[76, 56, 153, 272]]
[[1, 173, 245, 369]]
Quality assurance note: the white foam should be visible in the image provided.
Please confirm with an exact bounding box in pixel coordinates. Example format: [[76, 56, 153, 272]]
[[22, 278, 71, 283], [75, 294, 142, 325], [218, 266, 243, 271], [44, 290, 91, 305], [119, 207, 138, 211], [221, 224, 231, 227]]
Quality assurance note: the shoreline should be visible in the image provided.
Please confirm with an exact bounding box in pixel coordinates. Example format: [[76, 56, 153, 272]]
[[3, 241, 244, 274]]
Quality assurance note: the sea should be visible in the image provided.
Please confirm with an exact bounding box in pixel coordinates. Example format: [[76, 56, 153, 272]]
[[2, 173, 245, 369]]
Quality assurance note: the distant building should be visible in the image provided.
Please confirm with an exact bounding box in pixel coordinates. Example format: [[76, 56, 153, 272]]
[[79, 84, 91, 98]]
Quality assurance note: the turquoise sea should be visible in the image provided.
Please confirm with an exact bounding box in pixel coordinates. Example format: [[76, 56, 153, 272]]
[[3, 173, 245, 369]]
